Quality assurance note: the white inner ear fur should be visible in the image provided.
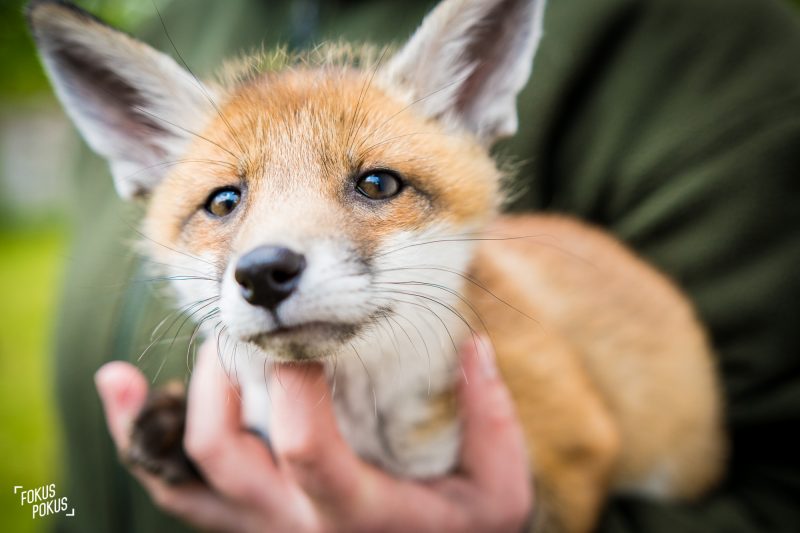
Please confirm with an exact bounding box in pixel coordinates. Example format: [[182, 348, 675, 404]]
[[29, 4, 216, 198], [380, 0, 547, 144]]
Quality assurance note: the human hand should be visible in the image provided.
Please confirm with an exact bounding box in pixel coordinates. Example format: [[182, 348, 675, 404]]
[[95, 338, 533, 532]]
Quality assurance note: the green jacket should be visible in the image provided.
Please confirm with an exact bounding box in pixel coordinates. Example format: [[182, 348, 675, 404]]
[[53, 0, 800, 531]]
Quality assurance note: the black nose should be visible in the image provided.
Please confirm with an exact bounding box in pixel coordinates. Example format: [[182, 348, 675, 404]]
[[234, 246, 306, 310]]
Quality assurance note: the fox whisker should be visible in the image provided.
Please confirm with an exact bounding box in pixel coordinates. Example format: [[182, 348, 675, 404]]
[[373, 264, 538, 324], [122, 158, 238, 182]]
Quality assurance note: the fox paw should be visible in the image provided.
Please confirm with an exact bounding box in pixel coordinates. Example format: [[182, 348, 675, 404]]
[[126, 382, 202, 484]]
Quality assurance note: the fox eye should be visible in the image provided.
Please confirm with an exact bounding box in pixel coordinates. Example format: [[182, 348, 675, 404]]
[[205, 187, 241, 217], [356, 171, 402, 200]]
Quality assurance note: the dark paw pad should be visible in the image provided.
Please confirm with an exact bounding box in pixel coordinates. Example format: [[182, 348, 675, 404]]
[[126, 381, 202, 484]]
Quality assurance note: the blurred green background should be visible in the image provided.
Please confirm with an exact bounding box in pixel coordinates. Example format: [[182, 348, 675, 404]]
[[0, 2, 168, 531], [0, 0, 799, 532]]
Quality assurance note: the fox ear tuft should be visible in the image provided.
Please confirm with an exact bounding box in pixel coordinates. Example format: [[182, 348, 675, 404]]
[[27, 0, 216, 198], [382, 0, 547, 145]]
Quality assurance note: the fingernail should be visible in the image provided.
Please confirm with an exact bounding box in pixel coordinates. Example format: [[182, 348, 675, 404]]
[[94, 361, 132, 407], [94, 365, 114, 400], [475, 336, 497, 379]]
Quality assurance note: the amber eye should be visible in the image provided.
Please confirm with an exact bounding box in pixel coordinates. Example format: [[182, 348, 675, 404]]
[[204, 187, 241, 217], [355, 171, 403, 200]]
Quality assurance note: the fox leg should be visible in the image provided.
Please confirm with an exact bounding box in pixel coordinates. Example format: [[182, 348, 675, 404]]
[[490, 328, 620, 533], [127, 382, 202, 484]]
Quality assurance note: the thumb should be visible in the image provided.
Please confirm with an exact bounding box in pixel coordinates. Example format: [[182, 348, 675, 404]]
[[457, 337, 531, 494], [95, 361, 149, 452], [268, 362, 360, 501]]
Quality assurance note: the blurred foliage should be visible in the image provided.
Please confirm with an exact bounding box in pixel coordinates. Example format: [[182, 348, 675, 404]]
[[0, 3, 165, 530], [0, 0, 173, 100], [0, 225, 67, 533], [1, 0, 798, 100]]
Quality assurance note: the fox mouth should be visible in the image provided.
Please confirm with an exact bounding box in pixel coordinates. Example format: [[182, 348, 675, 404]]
[[242, 320, 361, 359], [250, 321, 358, 341], [235, 305, 393, 361]]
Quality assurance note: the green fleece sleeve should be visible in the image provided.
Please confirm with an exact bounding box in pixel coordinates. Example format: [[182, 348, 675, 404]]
[[506, 0, 800, 530]]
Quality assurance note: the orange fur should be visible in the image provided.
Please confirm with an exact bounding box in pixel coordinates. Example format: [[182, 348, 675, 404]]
[[144, 67, 725, 532], [469, 216, 725, 531], [145, 68, 498, 262]]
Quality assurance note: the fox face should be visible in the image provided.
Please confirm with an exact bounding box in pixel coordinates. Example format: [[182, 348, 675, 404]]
[[29, 0, 546, 365], [142, 68, 501, 361]]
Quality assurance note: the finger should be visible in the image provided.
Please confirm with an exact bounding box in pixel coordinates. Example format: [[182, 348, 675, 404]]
[[456, 337, 533, 521], [132, 470, 247, 532], [184, 340, 284, 507], [96, 363, 248, 530], [269, 363, 361, 504], [270, 364, 468, 530], [95, 361, 149, 452]]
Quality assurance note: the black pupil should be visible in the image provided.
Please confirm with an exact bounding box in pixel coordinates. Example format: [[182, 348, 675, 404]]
[[358, 173, 399, 199], [209, 189, 240, 216]]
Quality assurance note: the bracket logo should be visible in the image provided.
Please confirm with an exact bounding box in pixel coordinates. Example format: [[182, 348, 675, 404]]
[[13, 484, 75, 519]]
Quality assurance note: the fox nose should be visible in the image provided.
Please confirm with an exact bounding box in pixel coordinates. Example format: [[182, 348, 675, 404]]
[[234, 246, 306, 310]]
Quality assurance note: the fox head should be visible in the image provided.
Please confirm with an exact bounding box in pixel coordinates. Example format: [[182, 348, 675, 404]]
[[28, 0, 546, 362]]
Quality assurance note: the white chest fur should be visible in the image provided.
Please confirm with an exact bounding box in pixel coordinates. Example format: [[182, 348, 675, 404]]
[[228, 298, 468, 478]]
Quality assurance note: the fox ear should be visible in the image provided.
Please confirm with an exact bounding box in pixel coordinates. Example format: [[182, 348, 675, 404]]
[[383, 0, 547, 145], [27, 1, 215, 198]]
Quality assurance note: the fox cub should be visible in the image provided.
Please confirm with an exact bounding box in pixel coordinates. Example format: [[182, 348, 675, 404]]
[[29, 0, 726, 531]]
